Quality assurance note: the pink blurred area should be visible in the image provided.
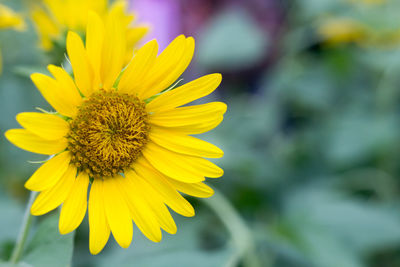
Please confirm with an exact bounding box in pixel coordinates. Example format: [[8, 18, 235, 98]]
[[129, 0, 284, 93], [129, 0, 281, 49], [130, 0, 182, 50]]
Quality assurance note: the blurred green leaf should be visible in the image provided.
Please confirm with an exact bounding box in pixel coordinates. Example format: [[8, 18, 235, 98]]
[[21, 214, 74, 267], [269, 184, 400, 267]]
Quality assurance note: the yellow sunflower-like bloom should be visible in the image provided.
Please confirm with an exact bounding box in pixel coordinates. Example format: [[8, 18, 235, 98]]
[[317, 17, 368, 45], [31, 0, 147, 62], [0, 4, 25, 74], [0, 4, 25, 31], [348, 0, 386, 4], [5, 10, 225, 254]]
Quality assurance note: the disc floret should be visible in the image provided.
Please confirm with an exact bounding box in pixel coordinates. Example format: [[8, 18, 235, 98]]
[[67, 90, 149, 179]]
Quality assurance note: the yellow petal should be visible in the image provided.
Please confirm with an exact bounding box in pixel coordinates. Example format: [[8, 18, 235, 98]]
[[31, 73, 79, 117], [31, 165, 77, 215], [152, 116, 224, 135], [100, 4, 126, 90], [5, 129, 67, 155], [131, 173, 177, 234], [66, 31, 93, 96], [103, 176, 133, 248], [47, 65, 82, 108], [149, 102, 227, 128], [186, 156, 223, 178], [16, 112, 69, 141], [117, 172, 162, 242], [146, 73, 222, 113], [149, 127, 224, 158], [167, 179, 214, 198], [138, 36, 195, 100], [30, 8, 59, 50], [142, 142, 205, 183], [59, 172, 89, 234], [0, 4, 25, 30], [86, 11, 104, 89], [89, 179, 110, 255], [118, 40, 158, 94], [25, 151, 71, 191], [134, 160, 195, 217], [126, 25, 149, 50]]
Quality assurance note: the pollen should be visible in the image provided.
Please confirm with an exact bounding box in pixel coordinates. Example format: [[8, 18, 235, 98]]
[[67, 90, 150, 179]]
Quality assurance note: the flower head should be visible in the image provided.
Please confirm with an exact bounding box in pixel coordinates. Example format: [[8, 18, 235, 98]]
[[0, 4, 25, 31], [6, 10, 225, 254], [0, 4, 25, 73], [31, 0, 147, 62], [317, 17, 367, 45]]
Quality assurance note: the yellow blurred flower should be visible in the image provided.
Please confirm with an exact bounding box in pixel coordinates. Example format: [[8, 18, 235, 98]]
[[0, 4, 25, 73], [31, 0, 148, 62], [318, 16, 400, 48], [318, 17, 367, 45], [0, 4, 25, 31], [348, 0, 386, 5]]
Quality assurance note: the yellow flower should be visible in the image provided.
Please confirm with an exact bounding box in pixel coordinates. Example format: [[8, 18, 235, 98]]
[[0, 4, 25, 74], [0, 4, 25, 31], [5, 11, 225, 255], [317, 17, 367, 45], [348, 0, 386, 5], [31, 0, 147, 62]]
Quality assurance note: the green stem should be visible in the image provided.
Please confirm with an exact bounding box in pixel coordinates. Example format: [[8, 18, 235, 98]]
[[10, 191, 37, 264], [202, 188, 264, 267]]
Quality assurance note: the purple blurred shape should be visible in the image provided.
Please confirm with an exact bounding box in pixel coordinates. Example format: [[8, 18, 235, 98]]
[[130, 0, 182, 50]]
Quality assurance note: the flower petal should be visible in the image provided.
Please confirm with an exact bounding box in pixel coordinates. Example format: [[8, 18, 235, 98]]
[[31, 73, 78, 117], [103, 176, 133, 248], [117, 172, 162, 242], [5, 129, 67, 155], [25, 151, 71, 191], [31, 165, 77, 215], [142, 142, 205, 183], [149, 102, 227, 127], [16, 112, 69, 141], [47, 65, 82, 108], [167, 179, 214, 198], [86, 11, 104, 90], [66, 31, 93, 96], [31, 8, 60, 50], [131, 173, 177, 234], [134, 160, 195, 217], [146, 73, 222, 113], [125, 25, 149, 62], [152, 116, 224, 135], [149, 127, 224, 158], [100, 3, 126, 90], [118, 40, 158, 94], [59, 172, 89, 234], [89, 179, 111, 255], [138, 36, 195, 100]]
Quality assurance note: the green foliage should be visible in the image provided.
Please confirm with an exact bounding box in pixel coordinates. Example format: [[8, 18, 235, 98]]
[[21, 214, 75, 267]]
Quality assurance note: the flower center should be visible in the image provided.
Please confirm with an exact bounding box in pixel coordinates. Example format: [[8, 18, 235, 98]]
[[67, 90, 149, 179]]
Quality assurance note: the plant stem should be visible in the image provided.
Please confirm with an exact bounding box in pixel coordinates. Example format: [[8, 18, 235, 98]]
[[10, 191, 37, 264], [202, 188, 264, 267]]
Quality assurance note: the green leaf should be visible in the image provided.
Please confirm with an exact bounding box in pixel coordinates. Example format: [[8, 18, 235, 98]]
[[21, 214, 75, 267], [270, 184, 400, 267]]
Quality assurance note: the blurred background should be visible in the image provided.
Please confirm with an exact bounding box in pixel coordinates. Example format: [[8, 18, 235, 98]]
[[2, 0, 400, 266]]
